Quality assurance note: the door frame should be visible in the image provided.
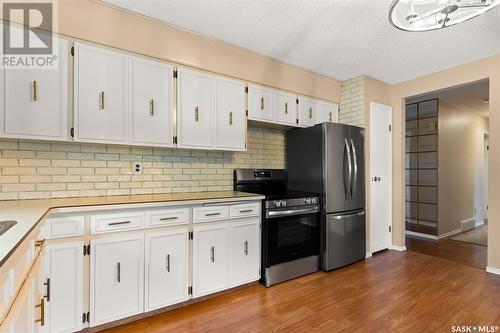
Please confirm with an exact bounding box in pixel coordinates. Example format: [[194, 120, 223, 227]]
[[483, 131, 489, 221], [369, 102, 393, 254]]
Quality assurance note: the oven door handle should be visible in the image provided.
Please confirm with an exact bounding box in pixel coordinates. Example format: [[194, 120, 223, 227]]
[[266, 207, 319, 218]]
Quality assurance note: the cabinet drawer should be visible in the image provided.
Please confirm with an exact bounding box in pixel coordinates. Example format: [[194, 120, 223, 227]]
[[193, 206, 229, 223], [230, 202, 261, 219], [90, 211, 144, 234], [146, 208, 189, 228], [45, 216, 85, 239]]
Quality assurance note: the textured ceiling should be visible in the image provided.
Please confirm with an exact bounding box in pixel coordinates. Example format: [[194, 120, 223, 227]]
[[103, 0, 500, 84]]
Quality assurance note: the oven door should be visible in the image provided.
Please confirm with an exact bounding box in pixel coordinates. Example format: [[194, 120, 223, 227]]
[[264, 205, 320, 267]]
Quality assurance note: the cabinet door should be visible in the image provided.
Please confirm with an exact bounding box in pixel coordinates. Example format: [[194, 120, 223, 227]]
[[130, 57, 174, 147], [74, 43, 128, 144], [214, 77, 246, 151], [230, 220, 260, 287], [145, 229, 188, 311], [274, 91, 297, 126], [192, 224, 229, 297], [2, 38, 68, 140], [298, 97, 319, 127], [90, 235, 144, 327], [43, 242, 83, 333], [320, 102, 338, 123], [177, 68, 213, 149], [247, 85, 273, 122]]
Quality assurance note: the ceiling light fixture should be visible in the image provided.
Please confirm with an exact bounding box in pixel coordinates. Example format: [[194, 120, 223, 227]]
[[389, 0, 500, 31]]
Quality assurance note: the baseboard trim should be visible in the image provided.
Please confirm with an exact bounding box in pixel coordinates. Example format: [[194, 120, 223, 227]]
[[389, 245, 407, 251], [405, 230, 438, 240], [365, 252, 372, 258], [486, 266, 500, 276], [438, 228, 462, 239], [475, 219, 485, 227]]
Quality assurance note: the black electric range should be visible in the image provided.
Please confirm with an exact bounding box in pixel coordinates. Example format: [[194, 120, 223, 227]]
[[234, 169, 320, 287]]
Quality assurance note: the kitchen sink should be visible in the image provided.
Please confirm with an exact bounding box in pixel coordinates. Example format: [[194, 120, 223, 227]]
[[0, 220, 17, 236]]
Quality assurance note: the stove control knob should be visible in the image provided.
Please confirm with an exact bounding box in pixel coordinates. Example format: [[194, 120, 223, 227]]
[[305, 198, 313, 204], [281, 201, 287, 207], [274, 200, 282, 208]]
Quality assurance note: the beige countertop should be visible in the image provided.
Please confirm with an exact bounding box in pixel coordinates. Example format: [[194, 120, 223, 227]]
[[0, 191, 264, 266]]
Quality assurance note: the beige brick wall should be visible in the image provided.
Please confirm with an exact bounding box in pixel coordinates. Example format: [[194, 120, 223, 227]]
[[339, 76, 365, 127], [0, 127, 285, 200]]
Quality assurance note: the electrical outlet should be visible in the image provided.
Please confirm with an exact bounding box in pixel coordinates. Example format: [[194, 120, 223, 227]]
[[133, 162, 143, 175]]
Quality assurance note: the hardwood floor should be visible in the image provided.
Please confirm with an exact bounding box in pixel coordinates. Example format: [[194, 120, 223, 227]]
[[406, 235, 487, 269], [101, 250, 500, 333]]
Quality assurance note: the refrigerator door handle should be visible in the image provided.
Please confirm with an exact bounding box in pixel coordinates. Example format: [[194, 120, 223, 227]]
[[343, 138, 352, 198], [350, 139, 358, 199]]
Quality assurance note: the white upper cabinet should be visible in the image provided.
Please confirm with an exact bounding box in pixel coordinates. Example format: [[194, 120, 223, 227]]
[[214, 77, 246, 151], [1, 38, 68, 141], [177, 68, 214, 149], [319, 102, 339, 123], [73, 43, 128, 144], [130, 57, 174, 147], [247, 84, 274, 122], [274, 91, 297, 126], [298, 96, 320, 127]]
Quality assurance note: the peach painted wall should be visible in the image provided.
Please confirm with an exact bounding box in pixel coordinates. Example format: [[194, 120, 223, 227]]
[[391, 55, 500, 269], [56, 0, 340, 102]]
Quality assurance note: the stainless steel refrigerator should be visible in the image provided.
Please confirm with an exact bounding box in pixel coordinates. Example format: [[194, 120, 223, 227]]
[[287, 122, 366, 271]]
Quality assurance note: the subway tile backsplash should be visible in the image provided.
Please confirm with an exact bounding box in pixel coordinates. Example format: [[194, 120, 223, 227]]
[[0, 127, 285, 200]]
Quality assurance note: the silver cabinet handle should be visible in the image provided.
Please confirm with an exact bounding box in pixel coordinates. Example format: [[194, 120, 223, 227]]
[[244, 241, 248, 255], [159, 216, 178, 221], [108, 221, 131, 226], [150, 99, 155, 116], [99, 91, 105, 110], [309, 107, 312, 119], [210, 246, 215, 263], [43, 278, 50, 302], [117, 262, 121, 283], [229, 111, 233, 126], [350, 139, 358, 199], [205, 212, 221, 217], [284, 102, 288, 114], [239, 209, 253, 213], [194, 106, 199, 121], [260, 97, 264, 110], [166, 254, 171, 272], [33, 80, 38, 101]]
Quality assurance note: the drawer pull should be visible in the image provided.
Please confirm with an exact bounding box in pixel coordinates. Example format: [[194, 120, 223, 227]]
[[159, 216, 179, 221], [205, 212, 221, 217], [33, 80, 38, 101], [244, 240, 249, 255], [99, 91, 105, 110], [239, 209, 254, 213], [150, 99, 155, 116], [44, 278, 50, 302], [35, 298, 45, 326], [108, 221, 131, 226], [117, 262, 121, 283], [35, 239, 45, 248], [210, 246, 215, 263], [166, 254, 171, 272]]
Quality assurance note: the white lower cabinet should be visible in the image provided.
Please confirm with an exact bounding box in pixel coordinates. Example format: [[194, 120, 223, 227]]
[[230, 219, 260, 287], [192, 224, 229, 298], [42, 242, 83, 333], [90, 235, 144, 327], [145, 229, 189, 311]]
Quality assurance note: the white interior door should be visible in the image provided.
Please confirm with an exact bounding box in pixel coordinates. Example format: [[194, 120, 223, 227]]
[[370, 102, 392, 253]]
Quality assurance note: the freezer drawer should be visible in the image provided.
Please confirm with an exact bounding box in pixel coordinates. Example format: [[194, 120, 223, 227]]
[[321, 209, 366, 271]]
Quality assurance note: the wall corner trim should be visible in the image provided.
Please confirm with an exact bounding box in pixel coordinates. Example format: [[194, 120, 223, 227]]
[[389, 245, 407, 252], [486, 266, 500, 276], [365, 252, 373, 259]]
